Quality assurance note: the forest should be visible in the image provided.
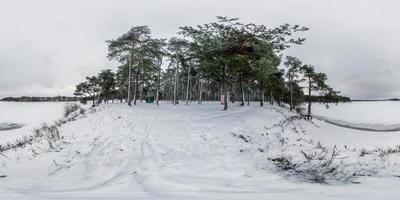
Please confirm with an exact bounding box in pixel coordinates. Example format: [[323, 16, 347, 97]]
[[74, 17, 345, 115]]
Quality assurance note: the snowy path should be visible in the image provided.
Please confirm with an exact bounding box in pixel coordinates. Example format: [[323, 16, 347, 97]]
[[1, 102, 400, 199]]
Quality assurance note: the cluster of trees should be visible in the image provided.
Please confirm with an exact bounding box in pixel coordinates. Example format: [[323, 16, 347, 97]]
[[74, 69, 116, 106], [1, 96, 78, 102], [75, 17, 342, 114]]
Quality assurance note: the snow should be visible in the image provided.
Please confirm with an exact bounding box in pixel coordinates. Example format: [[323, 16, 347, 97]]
[[0, 102, 72, 142], [305, 101, 400, 141], [301, 117, 400, 149], [306, 101, 400, 147], [313, 114, 400, 132], [311, 101, 400, 125], [1, 102, 400, 199]]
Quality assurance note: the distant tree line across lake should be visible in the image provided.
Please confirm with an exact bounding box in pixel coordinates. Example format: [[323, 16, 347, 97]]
[[0, 96, 78, 102], [351, 99, 399, 102], [74, 16, 347, 115], [307, 95, 351, 103]]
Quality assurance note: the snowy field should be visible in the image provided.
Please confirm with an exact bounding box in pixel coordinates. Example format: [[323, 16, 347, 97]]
[[1, 102, 400, 199], [0, 102, 68, 142]]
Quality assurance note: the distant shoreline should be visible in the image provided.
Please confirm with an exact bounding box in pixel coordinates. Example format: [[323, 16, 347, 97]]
[[0, 96, 78, 102], [351, 99, 400, 102]]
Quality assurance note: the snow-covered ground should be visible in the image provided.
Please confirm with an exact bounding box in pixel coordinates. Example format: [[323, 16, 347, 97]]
[[0, 102, 72, 142], [1, 102, 400, 199]]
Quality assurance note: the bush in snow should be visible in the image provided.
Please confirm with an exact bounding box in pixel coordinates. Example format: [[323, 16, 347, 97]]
[[0, 136, 34, 152], [0, 123, 60, 152], [295, 107, 305, 114], [375, 146, 400, 157], [270, 144, 376, 183], [254, 113, 379, 184], [35, 123, 60, 148], [63, 103, 82, 118]]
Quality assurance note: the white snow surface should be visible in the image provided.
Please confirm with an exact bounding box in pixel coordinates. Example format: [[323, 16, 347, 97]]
[[310, 101, 400, 132], [313, 114, 400, 132], [311, 101, 400, 125], [1, 102, 400, 199], [0, 102, 67, 142]]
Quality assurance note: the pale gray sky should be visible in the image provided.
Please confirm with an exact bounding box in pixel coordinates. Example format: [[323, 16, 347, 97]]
[[0, 0, 399, 99]]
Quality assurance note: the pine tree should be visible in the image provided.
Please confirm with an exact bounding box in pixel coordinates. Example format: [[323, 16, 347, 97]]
[[74, 76, 101, 107], [301, 65, 328, 115], [107, 26, 152, 106], [180, 16, 308, 110], [284, 56, 302, 111], [167, 37, 190, 105], [98, 69, 116, 103]]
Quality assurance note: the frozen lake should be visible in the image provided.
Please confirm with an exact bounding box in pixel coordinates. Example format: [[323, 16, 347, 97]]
[[0, 102, 67, 142], [311, 101, 400, 125]]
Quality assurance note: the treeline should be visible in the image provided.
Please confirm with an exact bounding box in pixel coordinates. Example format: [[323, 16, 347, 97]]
[[75, 17, 341, 114], [352, 99, 399, 102], [307, 95, 351, 103], [1, 96, 79, 102]]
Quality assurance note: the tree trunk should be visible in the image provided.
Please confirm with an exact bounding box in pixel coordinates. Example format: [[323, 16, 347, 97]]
[[127, 58, 132, 106], [223, 74, 228, 110], [230, 82, 235, 104], [185, 64, 191, 105], [289, 74, 293, 111], [139, 84, 143, 103], [97, 92, 101, 105], [308, 77, 312, 115], [270, 90, 274, 105], [156, 58, 161, 106], [259, 86, 264, 107], [198, 79, 202, 104], [223, 84, 228, 110], [247, 82, 250, 106], [240, 76, 245, 106], [133, 64, 139, 105], [173, 54, 179, 106], [139, 64, 144, 104], [92, 96, 95, 107]]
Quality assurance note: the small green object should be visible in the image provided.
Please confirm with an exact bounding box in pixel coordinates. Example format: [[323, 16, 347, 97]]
[[145, 96, 155, 103]]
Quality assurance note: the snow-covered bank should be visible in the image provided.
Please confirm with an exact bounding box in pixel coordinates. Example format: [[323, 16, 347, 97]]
[[1, 102, 400, 199]]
